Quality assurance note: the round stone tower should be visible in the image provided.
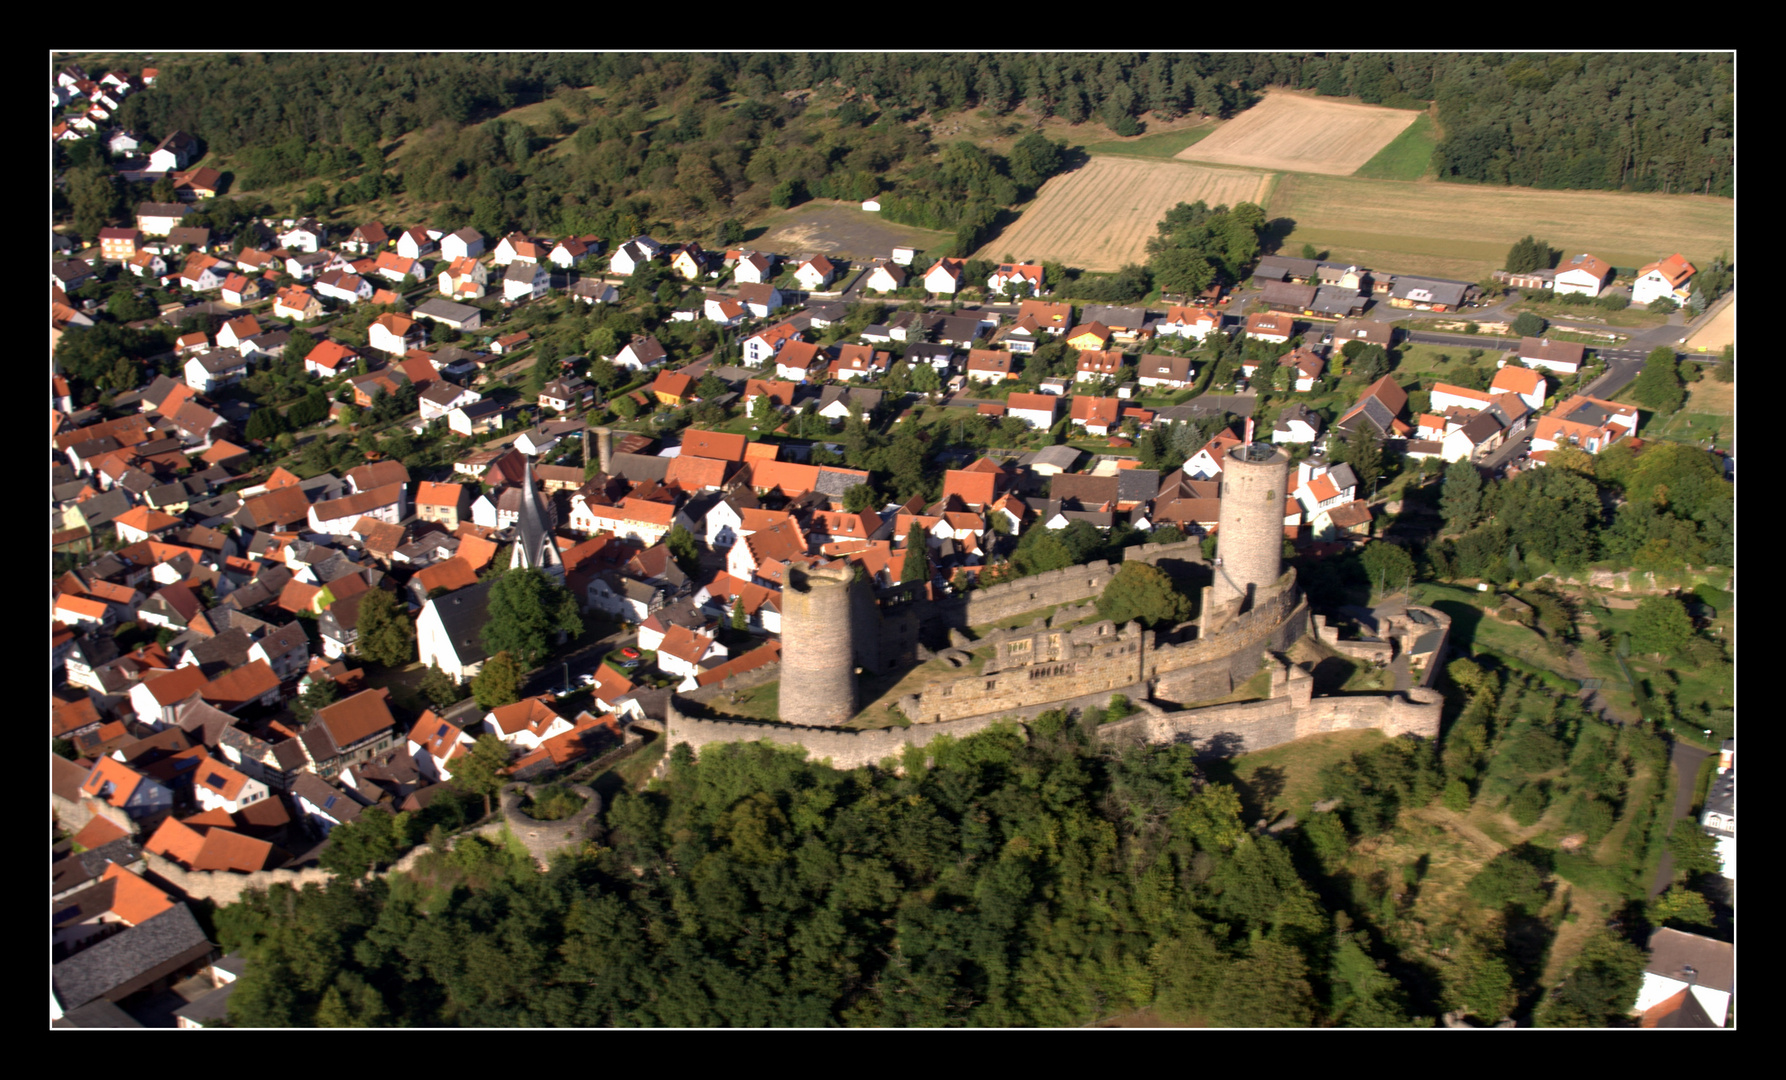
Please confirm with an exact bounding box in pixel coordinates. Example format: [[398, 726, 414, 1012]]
[[778, 563, 858, 726], [1212, 441, 1290, 611], [594, 426, 614, 475]]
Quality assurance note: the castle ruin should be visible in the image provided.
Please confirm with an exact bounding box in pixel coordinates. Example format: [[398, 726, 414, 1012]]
[[658, 469, 1449, 771]]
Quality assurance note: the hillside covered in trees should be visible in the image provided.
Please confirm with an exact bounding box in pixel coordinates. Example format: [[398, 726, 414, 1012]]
[[97, 52, 1731, 249]]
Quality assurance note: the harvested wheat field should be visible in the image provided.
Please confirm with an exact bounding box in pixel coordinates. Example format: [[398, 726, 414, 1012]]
[[1177, 91, 1421, 175], [1271, 173, 1736, 283], [1685, 294, 1735, 353], [975, 157, 1272, 272]]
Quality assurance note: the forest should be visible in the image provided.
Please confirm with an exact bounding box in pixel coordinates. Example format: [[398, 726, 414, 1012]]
[[97, 51, 1731, 251], [211, 682, 1699, 1029]]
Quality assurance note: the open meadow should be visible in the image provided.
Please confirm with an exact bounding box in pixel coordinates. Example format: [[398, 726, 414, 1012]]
[[1177, 90, 1421, 175], [974, 156, 1272, 271], [1270, 173, 1736, 283]]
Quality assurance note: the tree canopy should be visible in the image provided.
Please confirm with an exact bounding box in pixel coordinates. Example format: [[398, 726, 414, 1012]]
[[481, 569, 583, 667], [1096, 561, 1191, 628]]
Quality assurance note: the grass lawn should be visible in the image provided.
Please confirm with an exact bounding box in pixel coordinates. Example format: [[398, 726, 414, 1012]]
[[1510, 297, 1670, 329], [1083, 124, 1219, 159], [1209, 728, 1387, 822], [1641, 378, 1734, 449], [1351, 113, 1437, 181]]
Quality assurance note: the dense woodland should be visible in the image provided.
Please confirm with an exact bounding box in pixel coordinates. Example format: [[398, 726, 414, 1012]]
[[95, 52, 1731, 251]]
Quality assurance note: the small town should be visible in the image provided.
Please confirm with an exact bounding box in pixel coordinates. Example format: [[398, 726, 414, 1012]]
[[51, 52, 1733, 1029]]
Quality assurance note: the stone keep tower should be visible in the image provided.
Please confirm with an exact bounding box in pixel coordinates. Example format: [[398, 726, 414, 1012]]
[[1212, 441, 1289, 611], [779, 563, 858, 726]]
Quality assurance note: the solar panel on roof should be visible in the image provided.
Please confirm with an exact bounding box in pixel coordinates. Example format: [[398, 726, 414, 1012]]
[[436, 724, 448, 737], [205, 772, 227, 787], [323, 795, 337, 809]]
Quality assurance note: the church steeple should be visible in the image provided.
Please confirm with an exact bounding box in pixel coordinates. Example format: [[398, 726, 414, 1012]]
[[510, 454, 563, 578]]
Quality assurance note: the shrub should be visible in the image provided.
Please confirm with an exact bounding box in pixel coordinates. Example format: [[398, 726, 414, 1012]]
[[1510, 783, 1547, 827], [1466, 851, 1547, 914], [1442, 779, 1472, 812]]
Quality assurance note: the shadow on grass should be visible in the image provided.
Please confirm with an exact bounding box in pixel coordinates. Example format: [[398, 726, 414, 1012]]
[[1432, 599, 1483, 654]]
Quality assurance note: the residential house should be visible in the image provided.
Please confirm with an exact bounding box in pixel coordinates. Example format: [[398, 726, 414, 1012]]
[[614, 335, 668, 372], [396, 227, 437, 261], [127, 250, 167, 279], [743, 321, 803, 365], [652, 371, 695, 407], [1158, 306, 1221, 341], [1279, 346, 1325, 392], [1633, 928, 1731, 1028], [1244, 310, 1295, 344], [272, 287, 321, 322], [549, 237, 594, 269], [1274, 403, 1322, 444], [98, 227, 141, 261], [1530, 395, 1638, 455], [670, 243, 714, 281], [147, 130, 199, 173], [1075, 349, 1126, 384], [178, 256, 229, 292], [368, 313, 422, 356], [795, 255, 838, 291], [277, 218, 326, 253], [570, 278, 618, 305], [439, 227, 485, 263], [342, 223, 389, 255], [448, 400, 510, 437], [1388, 276, 1473, 311], [1069, 396, 1125, 437], [413, 297, 483, 332], [654, 624, 727, 681], [965, 350, 1016, 383], [774, 340, 829, 383], [1065, 322, 1112, 352], [986, 262, 1045, 296], [608, 240, 654, 277], [1552, 252, 1614, 298], [81, 757, 174, 820], [182, 349, 247, 394], [733, 251, 776, 285], [484, 697, 575, 752], [1136, 353, 1195, 390], [191, 757, 270, 815], [1513, 337, 1587, 376], [924, 258, 965, 294], [304, 340, 360, 378], [437, 257, 489, 300], [1006, 392, 1058, 430], [829, 344, 890, 381], [1332, 318, 1394, 350], [1633, 254, 1696, 307], [309, 483, 407, 534], [299, 690, 401, 780], [1333, 375, 1412, 441], [502, 261, 550, 303], [406, 712, 476, 783]]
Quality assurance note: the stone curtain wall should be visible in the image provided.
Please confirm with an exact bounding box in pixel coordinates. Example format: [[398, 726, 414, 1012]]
[[912, 537, 1209, 635], [642, 705, 1023, 773], [499, 782, 602, 870]]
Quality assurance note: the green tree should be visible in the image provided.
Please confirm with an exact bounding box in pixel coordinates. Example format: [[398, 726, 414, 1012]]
[[317, 806, 410, 879], [1208, 938, 1317, 1027], [1649, 885, 1716, 930], [1630, 346, 1684, 414], [417, 664, 463, 709], [1712, 344, 1733, 384], [1442, 778, 1472, 812], [353, 588, 415, 667], [1629, 594, 1693, 661], [1666, 822, 1723, 880], [1466, 851, 1547, 914], [1511, 312, 1547, 338], [452, 734, 513, 818], [1095, 561, 1191, 628], [901, 524, 929, 585], [1504, 235, 1553, 275], [481, 569, 583, 667], [731, 597, 748, 633], [471, 650, 525, 711], [843, 483, 878, 514], [1535, 930, 1647, 1028], [1339, 426, 1383, 496], [665, 524, 700, 576], [292, 677, 340, 723], [1440, 458, 1483, 534]]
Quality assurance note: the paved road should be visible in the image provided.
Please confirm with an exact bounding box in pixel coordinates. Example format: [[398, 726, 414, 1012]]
[[1650, 739, 1713, 898]]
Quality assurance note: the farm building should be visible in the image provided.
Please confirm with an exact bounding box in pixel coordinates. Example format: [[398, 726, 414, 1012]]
[[1552, 253, 1614, 298]]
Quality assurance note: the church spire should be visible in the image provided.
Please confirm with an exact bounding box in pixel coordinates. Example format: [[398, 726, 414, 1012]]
[[510, 454, 563, 577]]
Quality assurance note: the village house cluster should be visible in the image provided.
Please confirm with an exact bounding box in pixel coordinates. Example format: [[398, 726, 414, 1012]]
[[51, 60, 1715, 1027]]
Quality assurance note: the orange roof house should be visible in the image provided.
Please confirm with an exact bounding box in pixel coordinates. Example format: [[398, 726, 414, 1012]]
[[679, 429, 748, 463]]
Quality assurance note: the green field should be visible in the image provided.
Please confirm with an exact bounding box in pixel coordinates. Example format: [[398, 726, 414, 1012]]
[[1351, 113, 1437, 181], [1084, 125, 1219, 159]]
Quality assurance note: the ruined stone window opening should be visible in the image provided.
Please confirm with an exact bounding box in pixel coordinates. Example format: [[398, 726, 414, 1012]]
[[1008, 639, 1031, 654]]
